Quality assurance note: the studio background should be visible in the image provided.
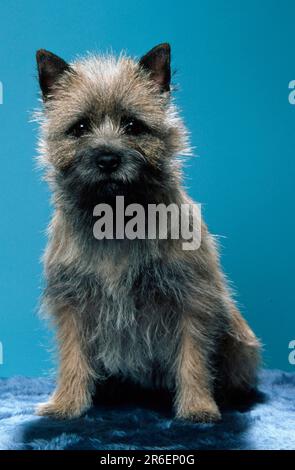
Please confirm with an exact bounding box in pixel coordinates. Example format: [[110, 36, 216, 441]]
[[0, 0, 294, 377]]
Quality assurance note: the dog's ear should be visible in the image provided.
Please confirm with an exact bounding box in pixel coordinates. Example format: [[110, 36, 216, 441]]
[[36, 49, 70, 100], [139, 43, 171, 92]]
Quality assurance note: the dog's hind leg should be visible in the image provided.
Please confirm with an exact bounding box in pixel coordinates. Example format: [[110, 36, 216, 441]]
[[219, 303, 261, 396]]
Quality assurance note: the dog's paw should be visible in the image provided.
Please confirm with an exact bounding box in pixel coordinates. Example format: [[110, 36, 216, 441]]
[[36, 398, 90, 420], [176, 401, 221, 423]]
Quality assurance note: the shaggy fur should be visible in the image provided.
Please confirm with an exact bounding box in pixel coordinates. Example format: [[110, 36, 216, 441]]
[[35, 44, 260, 422]]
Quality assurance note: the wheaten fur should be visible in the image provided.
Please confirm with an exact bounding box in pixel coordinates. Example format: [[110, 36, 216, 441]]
[[35, 45, 260, 421]]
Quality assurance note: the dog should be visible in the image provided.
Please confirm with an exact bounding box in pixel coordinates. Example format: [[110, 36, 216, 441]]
[[35, 43, 260, 421]]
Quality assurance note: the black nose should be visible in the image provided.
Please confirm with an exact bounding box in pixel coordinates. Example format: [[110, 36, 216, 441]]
[[96, 154, 120, 172]]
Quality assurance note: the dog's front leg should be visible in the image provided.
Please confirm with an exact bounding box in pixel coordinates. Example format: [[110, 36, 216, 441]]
[[37, 307, 96, 419], [175, 317, 221, 423]]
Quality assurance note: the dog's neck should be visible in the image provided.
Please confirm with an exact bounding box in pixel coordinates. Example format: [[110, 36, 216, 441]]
[[51, 177, 185, 272]]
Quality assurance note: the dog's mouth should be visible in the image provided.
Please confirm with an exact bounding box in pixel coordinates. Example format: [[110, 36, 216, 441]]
[[95, 178, 131, 198], [58, 147, 163, 209], [85, 168, 140, 194]]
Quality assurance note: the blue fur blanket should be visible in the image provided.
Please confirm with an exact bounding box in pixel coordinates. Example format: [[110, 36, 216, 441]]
[[0, 370, 294, 450]]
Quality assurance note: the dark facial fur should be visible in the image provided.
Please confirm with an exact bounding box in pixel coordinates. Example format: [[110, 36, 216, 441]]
[[35, 45, 260, 422]]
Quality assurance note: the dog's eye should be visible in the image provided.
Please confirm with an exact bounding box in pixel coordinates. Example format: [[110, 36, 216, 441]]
[[121, 117, 147, 136], [67, 119, 91, 138]]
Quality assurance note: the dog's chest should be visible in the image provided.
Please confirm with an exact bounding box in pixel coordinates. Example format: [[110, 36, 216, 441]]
[[89, 255, 182, 387]]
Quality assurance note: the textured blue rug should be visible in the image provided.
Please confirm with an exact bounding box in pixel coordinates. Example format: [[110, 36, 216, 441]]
[[0, 370, 294, 450]]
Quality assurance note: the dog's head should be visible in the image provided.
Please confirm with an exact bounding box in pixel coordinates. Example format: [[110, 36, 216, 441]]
[[36, 44, 190, 205]]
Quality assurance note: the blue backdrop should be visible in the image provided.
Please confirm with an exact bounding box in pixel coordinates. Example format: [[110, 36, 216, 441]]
[[0, 0, 294, 376]]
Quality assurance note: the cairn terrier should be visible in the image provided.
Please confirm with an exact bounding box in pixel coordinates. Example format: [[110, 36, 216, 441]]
[[35, 44, 260, 421]]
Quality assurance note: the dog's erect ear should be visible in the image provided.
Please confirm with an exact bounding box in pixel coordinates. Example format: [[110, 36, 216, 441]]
[[139, 43, 171, 92], [36, 49, 70, 100]]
